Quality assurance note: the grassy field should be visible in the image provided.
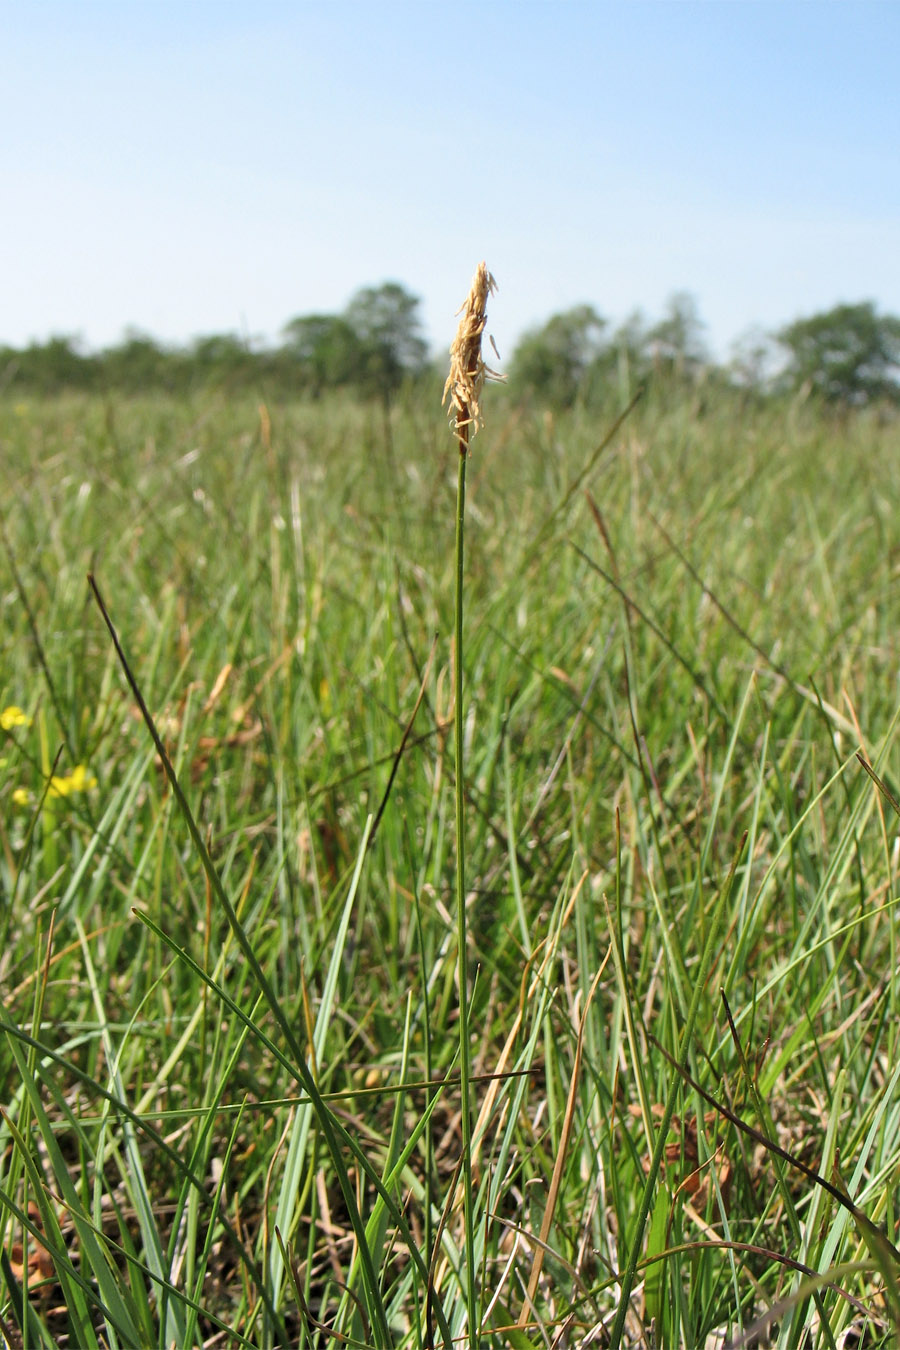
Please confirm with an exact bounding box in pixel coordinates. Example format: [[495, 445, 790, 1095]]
[[2, 382, 900, 1348]]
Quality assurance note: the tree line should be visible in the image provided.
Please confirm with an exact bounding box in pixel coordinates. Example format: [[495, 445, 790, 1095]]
[[510, 293, 900, 408], [2, 282, 898, 408]]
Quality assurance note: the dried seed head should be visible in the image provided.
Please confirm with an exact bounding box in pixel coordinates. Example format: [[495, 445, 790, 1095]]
[[443, 262, 502, 451]]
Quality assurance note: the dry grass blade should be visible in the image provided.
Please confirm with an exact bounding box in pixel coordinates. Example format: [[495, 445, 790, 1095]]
[[443, 261, 502, 451]]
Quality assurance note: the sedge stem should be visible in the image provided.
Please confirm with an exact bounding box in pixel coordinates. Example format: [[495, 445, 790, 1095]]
[[454, 435, 479, 1348]]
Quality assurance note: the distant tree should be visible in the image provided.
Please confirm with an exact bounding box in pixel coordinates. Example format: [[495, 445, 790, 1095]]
[[603, 310, 652, 397], [189, 333, 255, 383], [281, 314, 365, 395], [728, 326, 780, 394], [0, 346, 17, 392], [342, 282, 429, 398], [510, 305, 608, 406], [6, 336, 98, 392], [777, 301, 900, 405], [99, 331, 179, 391], [647, 292, 708, 376]]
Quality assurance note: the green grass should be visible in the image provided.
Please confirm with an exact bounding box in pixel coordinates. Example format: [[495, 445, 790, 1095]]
[[1, 383, 900, 1347]]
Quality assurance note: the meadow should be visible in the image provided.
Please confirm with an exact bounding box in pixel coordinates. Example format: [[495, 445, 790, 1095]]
[[1, 378, 899, 1348]]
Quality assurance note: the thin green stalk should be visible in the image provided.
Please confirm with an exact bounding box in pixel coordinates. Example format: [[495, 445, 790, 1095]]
[[454, 437, 479, 1348], [444, 260, 497, 1348]]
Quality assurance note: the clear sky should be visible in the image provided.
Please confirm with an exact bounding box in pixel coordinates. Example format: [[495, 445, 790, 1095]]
[[3, 0, 899, 362]]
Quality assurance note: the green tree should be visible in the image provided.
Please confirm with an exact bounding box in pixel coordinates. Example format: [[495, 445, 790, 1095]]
[[510, 305, 608, 406], [4, 335, 98, 392], [342, 282, 429, 398], [280, 314, 365, 395], [600, 310, 652, 399], [100, 331, 180, 391], [728, 326, 778, 393], [647, 291, 708, 377], [189, 334, 258, 387], [777, 301, 900, 405]]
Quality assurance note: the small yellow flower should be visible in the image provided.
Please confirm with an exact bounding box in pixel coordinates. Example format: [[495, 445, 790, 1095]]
[[1, 706, 32, 732], [67, 765, 98, 793], [12, 787, 30, 807], [47, 765, 97, 798]]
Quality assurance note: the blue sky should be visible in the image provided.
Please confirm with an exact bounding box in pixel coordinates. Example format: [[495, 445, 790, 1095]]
[[3, 0, 899, 362]]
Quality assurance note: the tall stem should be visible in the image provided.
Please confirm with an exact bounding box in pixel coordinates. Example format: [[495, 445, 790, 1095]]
[[454, 435, 478, 1348], [443, 262, 497, 1348]]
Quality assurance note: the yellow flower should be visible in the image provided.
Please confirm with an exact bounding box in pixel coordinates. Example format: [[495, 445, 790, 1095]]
[[67, 765, 98, 793], [47, 765, 98, 798], [1, 706, 32, 732], [12, 787, 30, 807]]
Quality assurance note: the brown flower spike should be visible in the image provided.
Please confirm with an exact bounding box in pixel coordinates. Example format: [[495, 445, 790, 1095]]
[[443, 262, 502, 452]]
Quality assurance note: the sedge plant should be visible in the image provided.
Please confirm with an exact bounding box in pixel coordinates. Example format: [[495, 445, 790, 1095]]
[[442, 262, 501, 1349]]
